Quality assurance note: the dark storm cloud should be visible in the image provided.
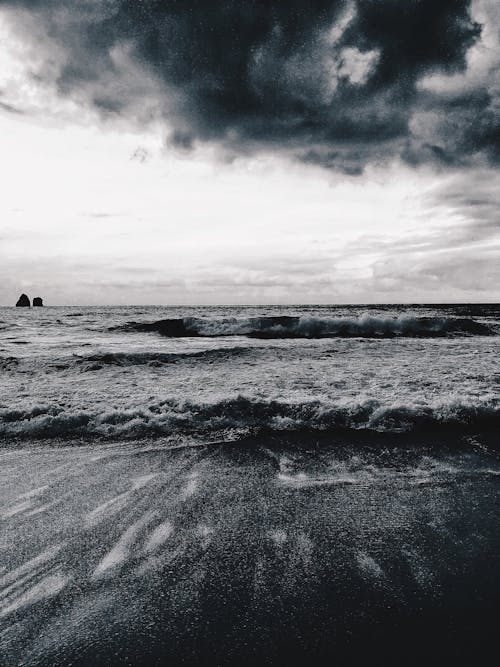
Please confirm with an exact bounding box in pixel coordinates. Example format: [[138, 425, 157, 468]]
[[2, 0, 498, 172]]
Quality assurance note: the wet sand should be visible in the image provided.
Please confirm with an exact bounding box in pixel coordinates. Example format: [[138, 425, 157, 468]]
[[1, 435, 500, 666]]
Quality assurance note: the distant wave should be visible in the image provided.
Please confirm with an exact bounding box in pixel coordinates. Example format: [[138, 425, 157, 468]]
[[0, 348, 254, 373], [1, 395, 498, 441], [74, 347, 252, 368], [113, 315, 494, 339]]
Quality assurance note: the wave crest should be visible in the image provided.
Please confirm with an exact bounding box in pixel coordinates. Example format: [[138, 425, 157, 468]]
[[1, 396, 498, 441], [114, 315, 494, 339]]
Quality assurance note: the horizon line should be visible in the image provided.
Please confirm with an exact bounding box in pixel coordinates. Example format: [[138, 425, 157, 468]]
[[2, 301, 500, 308]]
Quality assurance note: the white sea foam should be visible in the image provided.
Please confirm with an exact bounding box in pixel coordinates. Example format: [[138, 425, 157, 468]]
[[18, 485, 48, 499], [93, 512, 156, 579], [196, 524, 214, 549], [2, 499, 35, 518], [0, 571, 69, 618], [85, 492, 131, 527], [268, 529, 288, 546], [1, 395, 498, 440], [357, 552, 384, 579], [131, 473, 158, 489], [143, 521, 174, 553], [182, 471, 199, 499], [0, 545, 63, 593], [0, 305, 498, 444]]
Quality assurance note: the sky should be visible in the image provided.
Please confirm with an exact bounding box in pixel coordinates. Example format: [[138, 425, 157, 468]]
[[0, 0, 498, 305]]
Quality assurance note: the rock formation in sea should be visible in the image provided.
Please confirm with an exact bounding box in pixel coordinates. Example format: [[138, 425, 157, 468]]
[[15, 294, 30, 307], [33, 297, 43, 307]]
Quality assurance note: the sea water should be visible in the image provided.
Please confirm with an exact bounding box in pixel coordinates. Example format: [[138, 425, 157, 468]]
[[0, 304, 498, 440], [0, 304, 499, 665]]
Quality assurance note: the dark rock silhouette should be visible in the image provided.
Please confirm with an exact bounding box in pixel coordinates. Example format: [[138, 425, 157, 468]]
[[16, 294, 30, 307], [33, 297, 43, 307]]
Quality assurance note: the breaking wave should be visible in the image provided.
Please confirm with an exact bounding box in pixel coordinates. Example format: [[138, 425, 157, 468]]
[[114, 315, 494, 339], [1, 396, 498, 441]]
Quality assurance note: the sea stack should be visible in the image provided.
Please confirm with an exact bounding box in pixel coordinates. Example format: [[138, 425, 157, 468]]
[[33, 297, 43, 307], [15, 294, 30, 307]]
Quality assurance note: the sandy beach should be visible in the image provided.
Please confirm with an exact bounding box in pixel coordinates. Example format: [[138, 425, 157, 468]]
[[1, 434, 499, 665]]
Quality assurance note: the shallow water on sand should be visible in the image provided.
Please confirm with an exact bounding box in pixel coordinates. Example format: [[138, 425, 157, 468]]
[[1, 436, 500, 666]]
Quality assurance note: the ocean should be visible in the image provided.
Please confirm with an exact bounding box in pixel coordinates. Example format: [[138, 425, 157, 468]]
[[1, 304, 499, 665]]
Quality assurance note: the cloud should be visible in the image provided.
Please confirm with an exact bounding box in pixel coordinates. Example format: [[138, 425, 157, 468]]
[[1, 0, 497, 173], [351, 168, 500, 298], [371, 246, 500, 297], [0, 99, 23, 114]]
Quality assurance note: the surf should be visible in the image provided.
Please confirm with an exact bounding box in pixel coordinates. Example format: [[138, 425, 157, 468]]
[[113, 314, 495, 338]]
